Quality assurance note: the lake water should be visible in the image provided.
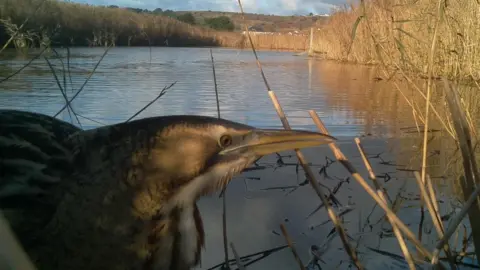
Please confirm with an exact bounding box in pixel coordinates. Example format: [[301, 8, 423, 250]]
[[0, 47, 429, 136], [0, 47, 476, 269]]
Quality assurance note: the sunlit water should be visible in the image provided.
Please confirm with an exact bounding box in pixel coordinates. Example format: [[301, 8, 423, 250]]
[[0, 47, 476, 269]]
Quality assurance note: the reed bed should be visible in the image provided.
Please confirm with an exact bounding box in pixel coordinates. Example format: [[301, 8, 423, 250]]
[[0, 0, 308, 51], [1, 0, 480, 269], [235, 0, 480, 268], [240, 33, 309, 51], [313, 0, 480, 82]]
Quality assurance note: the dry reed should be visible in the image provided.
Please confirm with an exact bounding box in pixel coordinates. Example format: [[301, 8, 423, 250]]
[[312, 0, 480, 267], [314, 0, 480, 81], [209, 48, 230, 269], [280, 224, 306, 270], [413, 171, 456, 268], [434, 78, 480, 264], [229, 242, 246, 270], [417, 0, 442, 259], [237, 0, 447, 266], [308, 110, 445, 267], [355, 138, 416, 270], [236, 0, 364, 267]]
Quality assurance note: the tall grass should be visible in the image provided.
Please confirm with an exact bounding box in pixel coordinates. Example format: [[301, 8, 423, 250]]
[[311, 0, 480, 266], [0, 0, 309, 51], [314, 0, 480, 81], [236, 0, 480, 267]]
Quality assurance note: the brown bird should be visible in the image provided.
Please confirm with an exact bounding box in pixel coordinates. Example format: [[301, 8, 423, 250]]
[[0, 109, 336, 270]]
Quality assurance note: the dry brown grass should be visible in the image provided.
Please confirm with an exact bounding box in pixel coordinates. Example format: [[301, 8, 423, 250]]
[[314, 0, 480, 81], [312, 0, 480, 266], [235, 0, 480, 267], [238, 32, 310, 51], [0, 0, 309, 51], [178, 10, 328, 32]]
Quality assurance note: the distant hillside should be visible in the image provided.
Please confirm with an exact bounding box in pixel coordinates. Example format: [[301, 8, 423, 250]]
[[1, 1, 312, 51], [113, 6, 329, 33], [174, 11, 329, 33]]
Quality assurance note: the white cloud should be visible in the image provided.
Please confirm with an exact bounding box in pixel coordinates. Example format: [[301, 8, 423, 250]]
[[281, 0, 298, 11]]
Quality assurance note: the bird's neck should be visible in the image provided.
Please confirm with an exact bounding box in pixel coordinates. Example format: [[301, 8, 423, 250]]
[[64, 126, 212, 269], [145, 203, 205, 270], [114, 169, 206, 270]]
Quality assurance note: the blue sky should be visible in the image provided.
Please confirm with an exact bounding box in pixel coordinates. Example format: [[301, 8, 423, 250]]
[[67, 0, 347, 15]]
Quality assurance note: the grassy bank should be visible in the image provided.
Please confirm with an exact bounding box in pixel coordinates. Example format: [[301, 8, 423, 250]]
[[309, 0, 480, 265], [313, 0, 480, 81], [0, 0, 309, 51]]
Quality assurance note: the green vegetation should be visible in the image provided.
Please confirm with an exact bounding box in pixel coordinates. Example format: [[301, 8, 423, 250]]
[[188, 10, 326, 32], [159, 9, 177, 18], [0, 0, 229, 48], [204, 16, 235, 31], [177, 12, 196, 25]]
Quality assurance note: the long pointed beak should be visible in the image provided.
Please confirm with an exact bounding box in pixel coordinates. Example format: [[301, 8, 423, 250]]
[[220, 129, 336, 156]]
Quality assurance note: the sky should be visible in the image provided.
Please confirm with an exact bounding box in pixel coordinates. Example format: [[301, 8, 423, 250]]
[[68, 0, 348, 16]]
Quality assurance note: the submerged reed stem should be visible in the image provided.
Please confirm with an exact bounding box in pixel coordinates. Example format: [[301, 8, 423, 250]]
[[230, 242, 246, 270], [308, 110, 446, 268], [209, 48, 230, 269], [236, 0, 363, 268], [280, 224, 306, 270], [355, 138, 416, 270], [432, 78, 480, 265]]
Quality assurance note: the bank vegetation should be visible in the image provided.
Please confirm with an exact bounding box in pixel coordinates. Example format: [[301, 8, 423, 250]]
[[0, 0, 309, 51], [313, 0, 480, 81]]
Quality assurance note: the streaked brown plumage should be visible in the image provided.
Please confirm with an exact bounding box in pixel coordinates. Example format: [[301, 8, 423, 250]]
[[0, 110, 81, 249], [0, 109, 336, 270], [0, 110, 80, 200]]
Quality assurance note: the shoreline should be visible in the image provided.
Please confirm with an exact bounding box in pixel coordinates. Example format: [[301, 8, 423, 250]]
[[4, 45, 480, 86]]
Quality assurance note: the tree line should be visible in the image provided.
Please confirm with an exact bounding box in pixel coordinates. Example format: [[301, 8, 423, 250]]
[[106, 6, 235, 31], [0, 0, 239, 49]]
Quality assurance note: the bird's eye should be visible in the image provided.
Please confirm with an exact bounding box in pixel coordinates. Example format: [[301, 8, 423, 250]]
[[219, 134, 233, 148]]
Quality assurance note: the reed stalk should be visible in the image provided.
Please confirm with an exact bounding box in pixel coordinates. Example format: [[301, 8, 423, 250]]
[[0, 0, 46, 53], [230, 243, 246, 270], [236, 0, 363, 268], [0, 46, 48, 84], [317, 1, 479, 265], [418, 0, 443, 256], [413, 172, 456, 268], [0, 211, 37, 270], [209, 48, 230, 269], [431, 78, 480, 265], [125, 82, 176, 122], [355, 138, 416, 270], [280, 224, 306, 270], [308, 110, 447, 268], [54, 46, 111, 118]]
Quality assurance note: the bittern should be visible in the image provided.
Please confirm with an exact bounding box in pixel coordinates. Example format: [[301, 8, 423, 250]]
[[0, 109, 336, 270]]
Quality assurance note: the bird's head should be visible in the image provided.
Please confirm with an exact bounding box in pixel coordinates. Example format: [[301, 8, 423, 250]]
[[129, 115, 338, 209], [68, 115, 336, 212]]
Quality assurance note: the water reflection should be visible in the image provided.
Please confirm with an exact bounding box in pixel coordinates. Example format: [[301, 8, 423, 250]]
[[0, 47, 478, 269], [0, 47, 444, 136]]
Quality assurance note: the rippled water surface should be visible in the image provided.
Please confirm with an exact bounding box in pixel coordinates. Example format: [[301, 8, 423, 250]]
[[0, 47, 475, 269], [0, 47, 423, 137]]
